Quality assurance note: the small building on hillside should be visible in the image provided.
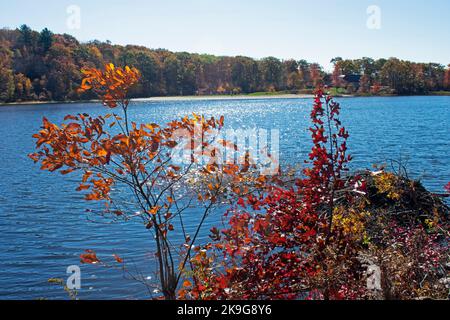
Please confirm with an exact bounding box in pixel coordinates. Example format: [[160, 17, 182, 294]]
[[339, 74, 362, 92], [340, 74, 361, 84]]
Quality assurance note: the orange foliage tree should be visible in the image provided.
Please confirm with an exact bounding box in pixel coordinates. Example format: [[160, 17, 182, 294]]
[[29, 64, 260, 299]]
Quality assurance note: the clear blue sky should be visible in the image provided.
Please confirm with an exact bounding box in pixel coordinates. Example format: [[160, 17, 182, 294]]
[[1, 0, 449, 70]]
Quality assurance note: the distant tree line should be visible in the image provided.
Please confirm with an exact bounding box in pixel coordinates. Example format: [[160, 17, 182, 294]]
[[1, 25, 449, 103], [331, 57, 450, 95]]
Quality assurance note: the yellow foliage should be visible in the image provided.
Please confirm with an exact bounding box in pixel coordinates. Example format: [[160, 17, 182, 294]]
[[374, 172, 402, 200], [333, 206, 370, 241]]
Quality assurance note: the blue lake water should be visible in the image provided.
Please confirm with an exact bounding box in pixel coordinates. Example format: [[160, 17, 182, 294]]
[[0, 96, 449, 299]]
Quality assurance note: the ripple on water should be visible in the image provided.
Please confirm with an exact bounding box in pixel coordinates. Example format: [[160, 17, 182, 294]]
[[0, 96, 448, 299]]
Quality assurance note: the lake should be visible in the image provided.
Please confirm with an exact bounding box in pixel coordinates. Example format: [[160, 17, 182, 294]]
[[0, 96, 449, 300]]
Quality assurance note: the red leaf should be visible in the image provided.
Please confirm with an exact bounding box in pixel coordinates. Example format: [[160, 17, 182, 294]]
[[445, 182, 450, 193]]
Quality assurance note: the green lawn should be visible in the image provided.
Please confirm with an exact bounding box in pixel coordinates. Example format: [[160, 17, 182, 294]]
[[431, 91, 450, 96], [247, 91, 292, 96]]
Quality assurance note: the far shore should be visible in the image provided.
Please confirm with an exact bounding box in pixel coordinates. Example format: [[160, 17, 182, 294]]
[[0, 93, 315, 107], [133, 93, 317, 102], [1, 91, 450, 107]]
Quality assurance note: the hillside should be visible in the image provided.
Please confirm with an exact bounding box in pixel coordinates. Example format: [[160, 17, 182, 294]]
[[0, 25, 449, 103]]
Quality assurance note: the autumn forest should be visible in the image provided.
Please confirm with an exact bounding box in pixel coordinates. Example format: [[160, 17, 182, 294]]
[[1, 25, 450, 103]]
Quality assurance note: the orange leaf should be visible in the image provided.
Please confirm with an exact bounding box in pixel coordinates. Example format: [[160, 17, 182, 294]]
[[183, 280, 192, 288], [148, 206, 160, 215], [80, 250, 100, 264], [76, 184, 90, 191], [145, 123, 159, 132], [97, 149, 108, 157], [60, 168, 75, 175], [113, 254, 124, 263]]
